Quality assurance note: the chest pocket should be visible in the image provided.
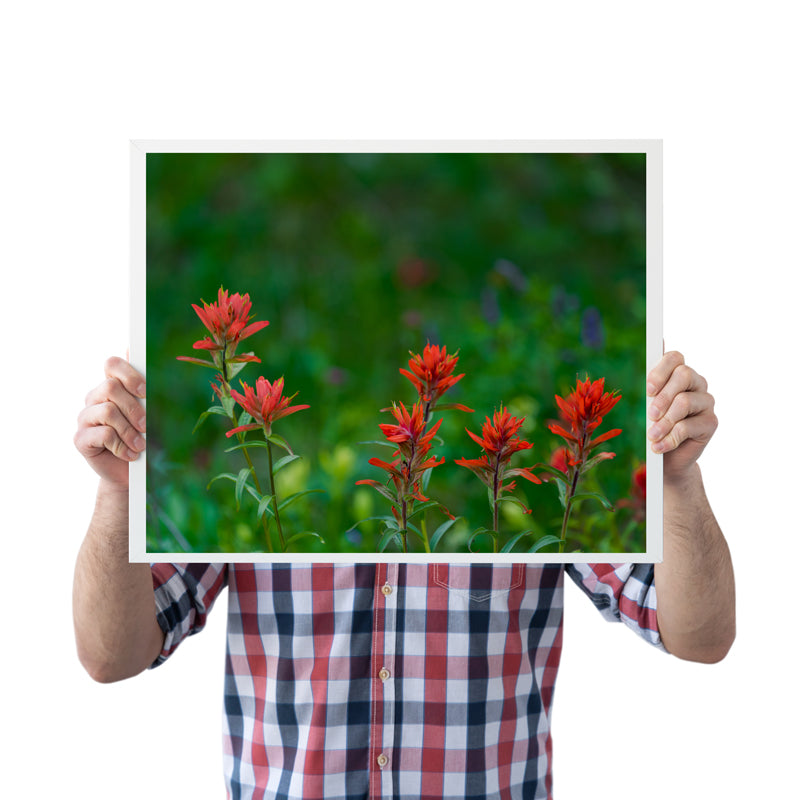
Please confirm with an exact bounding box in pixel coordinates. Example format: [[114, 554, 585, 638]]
[[433, 563, 524, 602]]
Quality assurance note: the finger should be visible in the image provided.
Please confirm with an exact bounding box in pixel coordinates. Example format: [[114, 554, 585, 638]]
[[85, 376, 147, 434], [646, 350, 685, 397], [74, 419, 142, 462], [78, 401, 147, 454], [648, 363, 708, 422], [104, 355, 146, 399], [650, 412, 718, 454], [647, 390, 715, 443]]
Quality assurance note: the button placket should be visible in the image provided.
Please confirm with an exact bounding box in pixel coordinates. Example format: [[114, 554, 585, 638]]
[[379, 563, 398, 792]]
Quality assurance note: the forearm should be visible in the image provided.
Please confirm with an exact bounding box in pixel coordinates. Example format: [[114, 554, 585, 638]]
[[654, 464, 735, 663], [73, 480, 165, 682]]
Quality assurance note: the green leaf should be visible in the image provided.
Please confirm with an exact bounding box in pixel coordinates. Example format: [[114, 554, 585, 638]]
[[430, 517, 461, 552], [571, 492, 614, 511], [192, 405, 229, 434], [582, 452, 616, 471], [235, 467, 253, 509], [207, 471, 241, 488], [225, 440, 270, 453], [378, 527, 403, 552], [406, 500, 439, 520], [357, 439, 399, 450], [177, 356, 218, 369], [359, 481, 398, 504], [496, 495, 530, 513], [499, 529, 537, 553], [283, 531, 326, 550], [277, 489, 325, 513], [265, 433, 294, 454], [528, 534, 564, 553], [353, 514, 398, 528], [256, 493, 276, 521], [559, 481, 570, 510], [221, 394, 236, 417], [207, 472, 261, 503], [272, 454, 301, 474], [227, 360, 250, 380], [421, 466, 433, 492], [406, 522, 426, 545], [468, 528, 498, 553]]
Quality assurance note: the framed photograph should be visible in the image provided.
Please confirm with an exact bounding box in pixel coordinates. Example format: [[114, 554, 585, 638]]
[[130, 141, 662, 563]]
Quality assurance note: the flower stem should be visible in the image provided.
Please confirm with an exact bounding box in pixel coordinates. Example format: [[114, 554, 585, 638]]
[[559, 465, 581, 554], [234, 430, 273, 553], [400, 498, 408, 554], [266, 439, 286, 552], [492, 459, 501, 543], [224, 377, 273, 552], [420, 516, 431, 554]]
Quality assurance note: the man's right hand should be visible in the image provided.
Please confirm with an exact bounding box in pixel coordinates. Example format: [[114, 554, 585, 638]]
[[74, 356, 147, 488], [73, 357, 164, 682]]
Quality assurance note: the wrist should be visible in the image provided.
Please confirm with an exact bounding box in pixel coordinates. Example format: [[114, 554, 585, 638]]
[[96, 478, 130, 504], [663, 461, 702, 494]]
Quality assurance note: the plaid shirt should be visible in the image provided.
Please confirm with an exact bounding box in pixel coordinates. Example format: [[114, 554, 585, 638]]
[[152, 563, 663, 800]]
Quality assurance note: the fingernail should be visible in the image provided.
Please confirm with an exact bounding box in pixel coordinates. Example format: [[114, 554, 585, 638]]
[[136, 383, 147, 398], [133, 436, 145, 450], [648, 404, 660, 419], [126, 449, 139, 460], [647, 424, 660, 440], [137, 416, 147, 432], [646, 382, 657, 395], [652, 440, 665, 453]]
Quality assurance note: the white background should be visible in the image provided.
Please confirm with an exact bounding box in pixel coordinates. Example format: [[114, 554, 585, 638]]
[[3, 2, 797, 798]]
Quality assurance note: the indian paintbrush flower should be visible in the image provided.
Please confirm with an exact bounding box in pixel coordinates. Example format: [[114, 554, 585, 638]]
[[399, 343, 473, 414], [356, 400, 448, 552], [546, 376, 622, 553], [176, 287, 269, 377], [548, 376, 622, 467], [618, 463, 646, 523], [190, 286, 269, 350], [456, 407, 541, 538], [177, 288, 319, 553], [226, 376, 310, 438]]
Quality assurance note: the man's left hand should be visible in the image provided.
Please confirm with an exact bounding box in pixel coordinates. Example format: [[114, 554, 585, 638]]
[[646, 350, 717, 483]]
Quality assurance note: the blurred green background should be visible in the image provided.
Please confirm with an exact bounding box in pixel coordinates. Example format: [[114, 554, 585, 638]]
[[145, 152, 647, 555]]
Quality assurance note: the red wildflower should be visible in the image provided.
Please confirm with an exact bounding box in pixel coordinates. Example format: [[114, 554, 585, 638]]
[[193, 287, 269, 350], [456, 408, 541, 522], [632, 463, 646, 499], [356, 401, 450, 545], [226, 376, 309, 437], [541, 446, 570, 482], [399, 343, 473, 412], [359, 402, 445, 488], [378, 402, 443, 464], [177, 287, 269, 368], [548, 376, 622, 465], [619, 463, 647, 522]]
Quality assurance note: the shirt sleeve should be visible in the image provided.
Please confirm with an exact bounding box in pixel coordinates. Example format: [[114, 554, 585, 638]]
[[565, 563, 666, 651], [149, 563, 228, 667]]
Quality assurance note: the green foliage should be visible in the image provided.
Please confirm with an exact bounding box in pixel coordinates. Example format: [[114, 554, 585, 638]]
[[145, 152, 647, 554]]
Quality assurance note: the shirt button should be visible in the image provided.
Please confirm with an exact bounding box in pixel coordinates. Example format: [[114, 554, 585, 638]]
[[378, 667, 391, 681], [381, 583, 392, 596], [377, 753, 389, 768]]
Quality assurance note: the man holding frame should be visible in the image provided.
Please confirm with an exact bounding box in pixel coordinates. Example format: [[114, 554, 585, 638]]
[[73, 349, 733, 799]]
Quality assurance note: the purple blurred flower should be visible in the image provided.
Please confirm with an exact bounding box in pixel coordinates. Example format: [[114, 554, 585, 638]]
[[493, 259, 528, 292], [581, 307, 605, 349]]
